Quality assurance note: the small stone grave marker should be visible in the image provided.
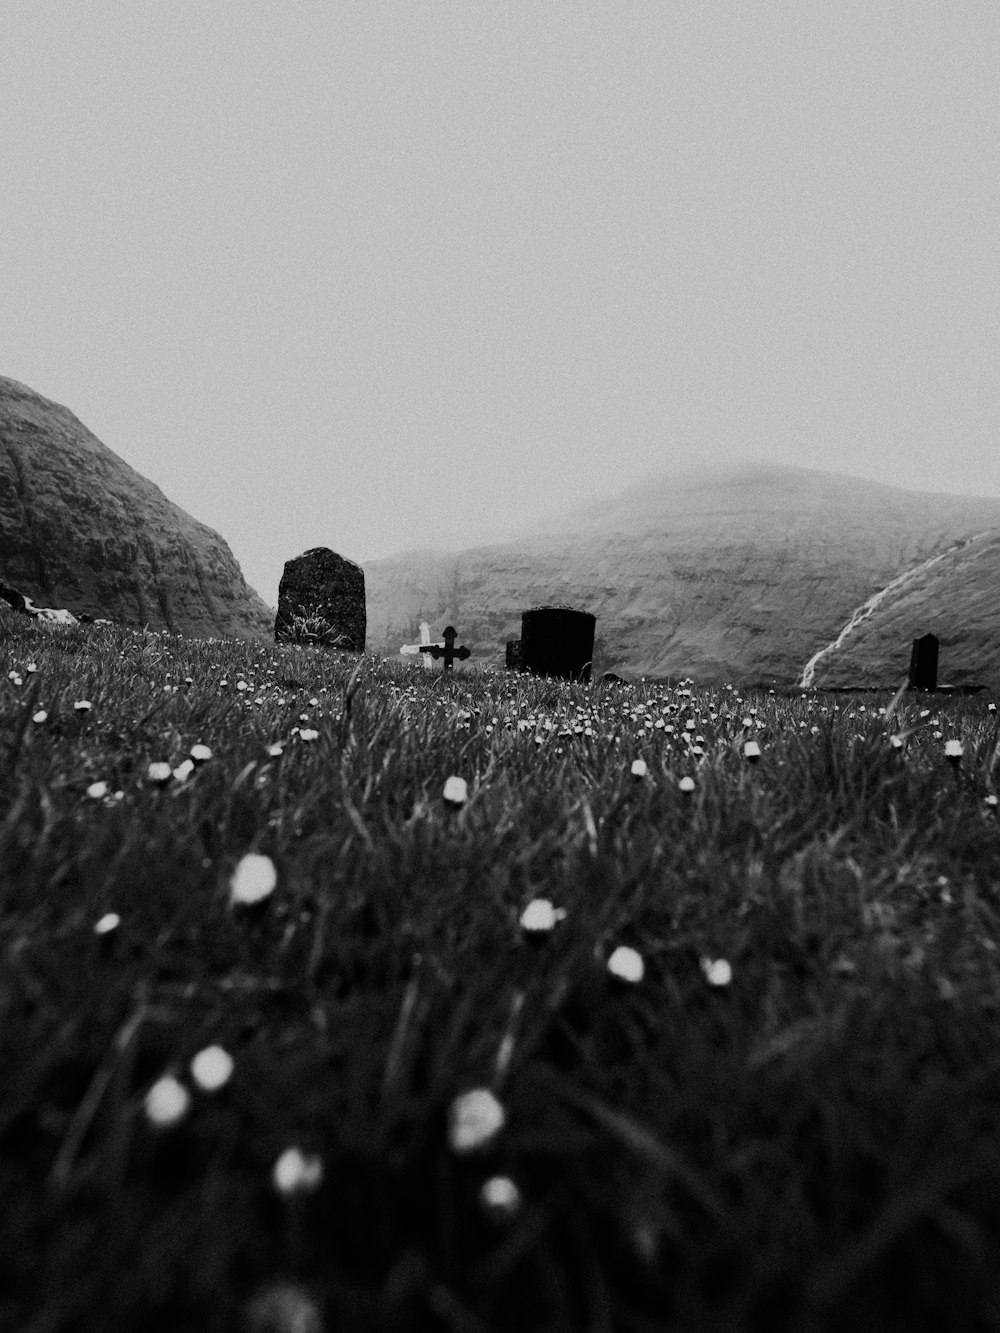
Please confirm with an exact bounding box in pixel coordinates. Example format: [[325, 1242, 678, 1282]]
[[419, 625, 470, 672], [400, 621, 435, 670], [908, 632, 939, 692]]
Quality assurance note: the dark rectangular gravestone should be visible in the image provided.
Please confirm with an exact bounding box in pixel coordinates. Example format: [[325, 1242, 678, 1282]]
[[520, 605, 595, 682], [505, 639, 523, 671], [908, 633, 938, 691]]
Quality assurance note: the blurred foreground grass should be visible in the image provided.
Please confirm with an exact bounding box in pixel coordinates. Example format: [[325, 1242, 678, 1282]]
[[2, 613, 1000, 1332]]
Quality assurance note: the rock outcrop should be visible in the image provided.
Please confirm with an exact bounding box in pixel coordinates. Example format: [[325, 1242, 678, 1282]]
[[0, 377, 272, 640], [0, 578, 79, 625]]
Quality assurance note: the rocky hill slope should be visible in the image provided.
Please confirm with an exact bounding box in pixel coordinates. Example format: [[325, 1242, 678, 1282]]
[[0, 377, 272, 640], [364, 465, 1000, 686], [803, 532, 1000, 690]]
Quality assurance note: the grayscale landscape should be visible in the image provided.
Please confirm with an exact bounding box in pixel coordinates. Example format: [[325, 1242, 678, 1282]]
[[365, 466, 1000, 689], [3, 5, 1000, 1331]]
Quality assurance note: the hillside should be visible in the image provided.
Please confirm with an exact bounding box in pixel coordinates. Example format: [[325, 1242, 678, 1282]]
[[805, 531, 1000, 690], [364, 465, 1000, 686], [0, 377, 272, 639]]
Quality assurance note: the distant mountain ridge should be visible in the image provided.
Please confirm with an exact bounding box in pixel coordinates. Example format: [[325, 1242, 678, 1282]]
[[364, 464, 1000, 688], [0, 377, 272, 640]]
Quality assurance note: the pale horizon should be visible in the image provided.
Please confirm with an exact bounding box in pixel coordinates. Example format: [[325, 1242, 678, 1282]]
[[3, 3, 999, 605]]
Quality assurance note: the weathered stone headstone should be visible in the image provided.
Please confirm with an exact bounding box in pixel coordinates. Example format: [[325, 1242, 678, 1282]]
[[908, 632, 938, 692], [520, 605, 596, 682], [274, 548, 365, 650], [505, 639, 523, 671]]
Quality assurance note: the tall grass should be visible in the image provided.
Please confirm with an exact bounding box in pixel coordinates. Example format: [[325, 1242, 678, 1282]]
[[2, 612, 1000, 1331]]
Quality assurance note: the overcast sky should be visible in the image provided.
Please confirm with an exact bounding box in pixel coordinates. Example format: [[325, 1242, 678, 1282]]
[[2, 2, 999, 604]]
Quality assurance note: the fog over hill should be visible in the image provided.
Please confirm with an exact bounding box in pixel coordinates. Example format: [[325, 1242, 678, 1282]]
[[364, 464, 1000, 687]]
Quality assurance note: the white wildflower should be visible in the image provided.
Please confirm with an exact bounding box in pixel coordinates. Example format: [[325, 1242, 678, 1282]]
[[190, 1045, 234, 1092], [479, 1174, 522, 1219], [85, 781, 109, 800], [273, 1147, 324, 1195], [243, 1284, 323, 1333], [443, 775, 468, 806], [607, 945, 645, 984], [94, 912, 120, 935], [519, 898, 566, 933], [700, 957, 733, 987], [145, 1075, 190, 1127], [230, 853, 277, 906], [630, 758, 649, 778], [448, 1088, 505, 1154]]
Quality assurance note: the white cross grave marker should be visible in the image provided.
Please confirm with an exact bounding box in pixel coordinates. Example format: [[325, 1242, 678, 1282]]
[[400, 621, 437, 670]]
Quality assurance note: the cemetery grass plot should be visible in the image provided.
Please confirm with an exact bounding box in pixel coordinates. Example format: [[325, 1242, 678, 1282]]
[[3, 614, 1000, 1331]]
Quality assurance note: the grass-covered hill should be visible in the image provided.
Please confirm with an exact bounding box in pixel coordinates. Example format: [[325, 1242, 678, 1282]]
[[364, 464, 1000, 687], [3, 611, 1000, 1330], [807, 531, 1000, 691]]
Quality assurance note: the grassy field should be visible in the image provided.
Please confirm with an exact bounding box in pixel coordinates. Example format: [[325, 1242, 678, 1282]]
[[3, 612, 1000, 1332]]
